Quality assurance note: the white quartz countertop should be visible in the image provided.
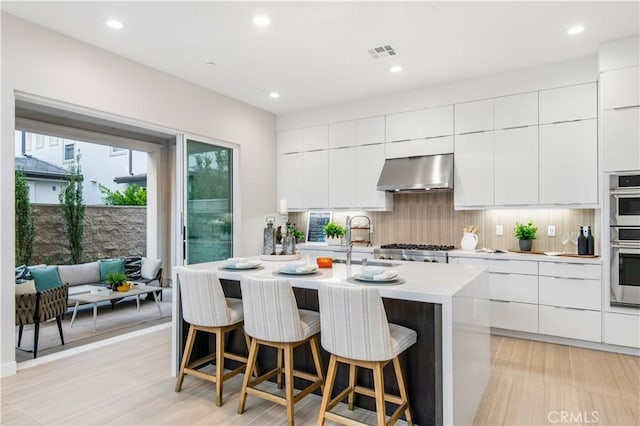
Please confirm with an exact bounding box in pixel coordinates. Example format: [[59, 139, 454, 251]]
[[182, 257, 487, 305], [448, 249, 602, 264]]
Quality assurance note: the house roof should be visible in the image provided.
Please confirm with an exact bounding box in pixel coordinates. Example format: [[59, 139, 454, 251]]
[[15, 156, 71, 180]]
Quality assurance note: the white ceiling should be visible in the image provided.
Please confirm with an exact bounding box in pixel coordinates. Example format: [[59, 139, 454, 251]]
[[2, 1, 639, 114]]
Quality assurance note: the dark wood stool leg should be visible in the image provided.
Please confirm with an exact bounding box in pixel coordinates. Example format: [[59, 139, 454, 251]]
[[33, 321, 40, 359], [18, 324, 24, 347], [56, 316, 65, 345]]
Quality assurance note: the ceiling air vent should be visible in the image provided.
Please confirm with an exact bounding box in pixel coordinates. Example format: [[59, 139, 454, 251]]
[[367, 45, 397, 59]]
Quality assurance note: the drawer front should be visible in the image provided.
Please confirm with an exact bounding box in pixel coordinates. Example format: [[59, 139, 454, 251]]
[[458, 257, 538, 275], [490, 300, 538, 333], [489, 273, 538, 304], [539, 276, 601, 310], [539, 305, 601, 342], [604, 312, 640, 348], [539, 262, 601, 280]]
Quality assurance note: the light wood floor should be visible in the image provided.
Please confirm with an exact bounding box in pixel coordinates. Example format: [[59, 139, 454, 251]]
[[2, 329, 638, 425]]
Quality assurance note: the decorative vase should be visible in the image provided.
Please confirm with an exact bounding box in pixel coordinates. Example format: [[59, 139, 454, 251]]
[[325, 236, 342, 246], [518, 239, 533, 251], [460, 232, 478, 251]]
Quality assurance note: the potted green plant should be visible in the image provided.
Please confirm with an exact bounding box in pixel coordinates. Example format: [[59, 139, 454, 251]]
[[323, 222, 345, 246], [106, 272, 128, 291], [514, 221, 538, 251]]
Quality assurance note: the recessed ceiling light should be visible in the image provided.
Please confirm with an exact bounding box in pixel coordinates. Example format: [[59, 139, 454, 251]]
[[567, 25, 584, 35], [269, 92, 280, 99], [106, 19, 124, 30], [390, 65, 403, 73], [253, 15, 271, 27]]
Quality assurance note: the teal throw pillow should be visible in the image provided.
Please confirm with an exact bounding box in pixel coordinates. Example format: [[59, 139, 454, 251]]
[[99, 259, 125, 281], [30, 266, 63, 292]]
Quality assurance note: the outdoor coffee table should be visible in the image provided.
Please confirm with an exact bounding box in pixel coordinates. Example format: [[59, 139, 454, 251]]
[[68, 284, 162, 332]]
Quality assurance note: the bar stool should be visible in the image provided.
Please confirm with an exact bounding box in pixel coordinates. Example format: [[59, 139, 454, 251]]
[[317, 284, 416, 426], [238, 276, 324, 426], [175, 268, 254, 406]]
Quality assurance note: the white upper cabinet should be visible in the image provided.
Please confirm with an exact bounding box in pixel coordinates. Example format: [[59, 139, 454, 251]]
[[329, 121, 355, 149], [454, 99, 494, 134], [539, 83, 597, 124], [386, 136, 453, 159], [601, 66, 640, 110], [355, 116, 385, 145], [303, 125, 329, 151], [385, 106, 453, 142], [278, 128, 304, 154], [355, 144, 392, 209], [454, 131, 494, 207], [494, 126, 538, 205], [278, 152, 305, 209], [302, 150, 328, 208], [603, 108, 640, 172], [328, 147, 356, 208], [494, 92, 538, 129], [539, 119, 598, 205]]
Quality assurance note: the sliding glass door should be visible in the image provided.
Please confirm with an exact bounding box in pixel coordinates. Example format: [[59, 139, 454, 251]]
[[183, 138, 234, 265]]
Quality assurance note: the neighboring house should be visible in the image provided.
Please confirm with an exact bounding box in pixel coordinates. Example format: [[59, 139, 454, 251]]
[[14, 156, 70, 204], [14, 130, 147, 205]]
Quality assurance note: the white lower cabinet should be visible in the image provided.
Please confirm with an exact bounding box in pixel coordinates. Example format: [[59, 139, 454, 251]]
[[604, 312, 640, 348], [456, 257, 538, 332], [452, 256, 607, 343], [538, 262, 602, 342], [539, 305, 601, 342], [491, 300, 538, 334]]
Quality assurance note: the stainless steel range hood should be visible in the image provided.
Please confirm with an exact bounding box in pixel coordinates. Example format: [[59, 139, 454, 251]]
[[376, 154, 454, 192]]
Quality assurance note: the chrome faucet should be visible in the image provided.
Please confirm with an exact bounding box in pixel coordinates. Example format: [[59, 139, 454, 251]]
[[345, 216, 352, 266]]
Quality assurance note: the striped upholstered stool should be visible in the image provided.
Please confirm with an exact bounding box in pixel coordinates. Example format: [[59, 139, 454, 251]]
[[237, 276, 324, 426], [175, 268, 254, 406], [317, 284, 416, 426]]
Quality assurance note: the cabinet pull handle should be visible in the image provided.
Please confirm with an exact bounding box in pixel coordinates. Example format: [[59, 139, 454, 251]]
[[490, 299, 510, 303], [548, 305, 589, 312], [544, 275, 590, 281], [491, 271, 512, 275], [613, 105, 640, 111]]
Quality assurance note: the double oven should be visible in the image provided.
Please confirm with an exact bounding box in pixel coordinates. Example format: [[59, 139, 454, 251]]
[[610, 174, 640, 308]]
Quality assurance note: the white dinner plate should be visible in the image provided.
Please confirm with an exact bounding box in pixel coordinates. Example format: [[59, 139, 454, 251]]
[[353, 273, 400, 283], [220, 263, 262, 270], [276, 268, 319, 275]]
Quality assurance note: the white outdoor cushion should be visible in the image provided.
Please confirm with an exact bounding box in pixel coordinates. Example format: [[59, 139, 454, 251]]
[[15, 280, 36, 295], [141, 258, 162, 280], [58, 262, 100, 286]]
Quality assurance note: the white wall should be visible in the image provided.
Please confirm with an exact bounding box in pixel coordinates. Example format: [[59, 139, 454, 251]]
[[277, 55, 598, 130], [1, 13, 276, 375]]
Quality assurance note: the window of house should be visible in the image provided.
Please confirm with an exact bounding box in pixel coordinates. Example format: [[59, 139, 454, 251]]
[[110, 146, 127, 156], [35, 134, 45, 149], [25, 133, 32, 152], [64, 141, 75, 162], [49, 136, 59, 147]]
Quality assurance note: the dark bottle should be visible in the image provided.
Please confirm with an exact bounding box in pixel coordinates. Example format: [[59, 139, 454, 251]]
[[586, 226, 595, 256], [577, 226, 588, 255]]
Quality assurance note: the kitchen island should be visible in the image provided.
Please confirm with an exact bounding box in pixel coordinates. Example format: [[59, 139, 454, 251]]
[[171, 258, 490, 425]]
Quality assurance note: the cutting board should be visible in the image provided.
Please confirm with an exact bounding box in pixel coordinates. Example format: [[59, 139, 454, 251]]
[[510, 250, 599, 258]]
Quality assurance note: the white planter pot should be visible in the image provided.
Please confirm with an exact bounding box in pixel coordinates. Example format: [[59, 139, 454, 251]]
[[325, 236, 342, 246]]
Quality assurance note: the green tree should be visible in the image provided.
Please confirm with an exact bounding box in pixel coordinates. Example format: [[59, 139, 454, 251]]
[[99, 183, 147, 206], [15, 170, 34, 266], [190, 151, 230, 200], [59, 155, 85, 264]]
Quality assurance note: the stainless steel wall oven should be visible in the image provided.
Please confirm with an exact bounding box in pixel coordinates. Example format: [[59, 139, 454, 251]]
[[610, 226, 640, 308]]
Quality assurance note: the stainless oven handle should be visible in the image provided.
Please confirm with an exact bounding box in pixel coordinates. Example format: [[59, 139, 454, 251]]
[[611, 243, 640, 249], [610, 189, 640, 196]]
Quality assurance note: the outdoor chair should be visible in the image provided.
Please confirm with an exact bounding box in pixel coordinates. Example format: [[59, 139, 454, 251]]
[[15, 283, 69, 358]]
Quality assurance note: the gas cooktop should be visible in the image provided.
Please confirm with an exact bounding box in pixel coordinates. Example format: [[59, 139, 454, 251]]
[[379, 243, 455, 251]]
